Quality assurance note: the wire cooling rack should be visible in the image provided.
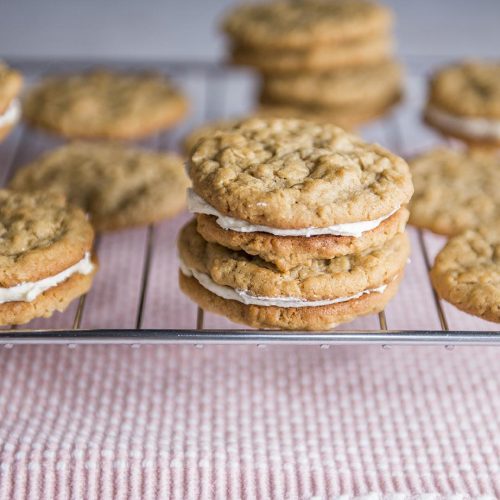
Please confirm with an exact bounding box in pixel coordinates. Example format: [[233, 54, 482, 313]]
[[0, 57, 498, 346]]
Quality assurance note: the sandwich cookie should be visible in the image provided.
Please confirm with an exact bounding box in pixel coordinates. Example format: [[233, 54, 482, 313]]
[[0, 62, 22, 142], [431, 223, 500, 323], [179, 219, 409, 330], [409, 148, 500, 236], [10, 142, 189, 232], [424, 61, 500, 146], [23, 70, 188, 140], [0, 190, 97, 326]]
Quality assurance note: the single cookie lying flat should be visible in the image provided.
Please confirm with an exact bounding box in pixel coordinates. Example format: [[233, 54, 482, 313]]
[[10, 142, 189, 232], [431, 224, 500, 323], [178, 219, 408, 330], [23, 70, 188, 140], [196, 208, 409, 272], [409, 148, 500, 236], [424, 60, 500, 146], [222, 0, 392, 49], [0, 190, 97, 326], [0, 62, 23, 142], [189, 118, 413, 230]]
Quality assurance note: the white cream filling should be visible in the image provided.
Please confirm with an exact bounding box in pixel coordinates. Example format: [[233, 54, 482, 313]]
[[426, 105, 500, 140], [0, 98, 20, 129], [0, 252, 94, 304], [180, 259, 387, 308], [187, 189, 398, 238]]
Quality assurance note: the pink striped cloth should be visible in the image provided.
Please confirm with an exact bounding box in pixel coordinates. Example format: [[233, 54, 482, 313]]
[[0, 344, 498, 499]]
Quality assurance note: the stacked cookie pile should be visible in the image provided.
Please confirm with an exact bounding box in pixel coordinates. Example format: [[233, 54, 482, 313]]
[[179, 118, 413, 330], [0, 61, 22, 142], [222, 0, 402, 129]]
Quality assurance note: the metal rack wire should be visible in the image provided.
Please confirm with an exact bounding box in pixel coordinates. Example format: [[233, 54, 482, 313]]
[[0, 57, 498, 346]]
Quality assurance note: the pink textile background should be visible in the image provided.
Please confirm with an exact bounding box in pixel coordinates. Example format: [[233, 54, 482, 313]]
[[0, 344, 498, 499]]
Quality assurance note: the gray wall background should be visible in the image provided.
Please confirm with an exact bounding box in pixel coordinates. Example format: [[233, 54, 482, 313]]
[[0, 0, 499, 60]]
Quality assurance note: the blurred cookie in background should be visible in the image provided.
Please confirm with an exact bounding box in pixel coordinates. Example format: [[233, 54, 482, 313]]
[[10, 142, 189, 232], [23, 70, 189, 140], [0, 61, 22, 142], [424, 60, 500, 147]]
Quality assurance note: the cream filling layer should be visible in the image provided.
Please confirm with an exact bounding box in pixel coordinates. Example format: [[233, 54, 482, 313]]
[[0, 252, 94, 304], [180, 259, 387, 308], [0, 98, 20, 129], [426, 105, 500, 140], [187, 189, 399, 238]]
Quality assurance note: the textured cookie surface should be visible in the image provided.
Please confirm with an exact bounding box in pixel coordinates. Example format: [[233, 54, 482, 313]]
[[178, 219, 409, 301], [183, 119, 240, 155], [197, 208, 409, 272], [231, 35, 392, 73], [426, 61, 500, 118], [431, 224, 500, 323], [409, 148, 500, 236], [223, 0, 392, 49], [262, 61, 402, 107], [10, 143, 189, 232], [180, 271, 402, 331], [0, 259, 97, 326], [23, 70, 188, 140], [0, 190, 94, 287], [190, 118, 413, 228], [0, 62, 22, 112]]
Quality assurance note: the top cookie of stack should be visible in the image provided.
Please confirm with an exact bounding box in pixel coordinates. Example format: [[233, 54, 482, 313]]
[[222, 0, 402, 129]]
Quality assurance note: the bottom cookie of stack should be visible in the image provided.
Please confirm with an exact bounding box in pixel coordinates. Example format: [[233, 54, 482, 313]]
[[178, 220, 409, 331]]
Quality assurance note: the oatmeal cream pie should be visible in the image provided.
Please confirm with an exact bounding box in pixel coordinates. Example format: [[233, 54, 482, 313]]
[[23, 70, 188, 140], [424, 61, 500, 146], [0, 62, 23, 142], [10, 142, 189, 232], [409, 148, 500, 236], [187, 117, 413, 238], [178, 219, 409, 330], [0, 190, 97, 326], [431, 223, 500, 323]]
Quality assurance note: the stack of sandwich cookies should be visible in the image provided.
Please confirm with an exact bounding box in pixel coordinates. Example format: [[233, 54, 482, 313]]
[[424, 61, 500, 147], [223, 0, 402, 128], [9, 142, 189, 232], [23, 70, 188, 140], [0, 62, 22, 142], [0, 190, 97, 326], [179, 118, 413, 330]]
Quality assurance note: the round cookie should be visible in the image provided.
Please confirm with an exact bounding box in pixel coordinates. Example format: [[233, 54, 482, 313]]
[[431, 224, 500, 323], [196, 207, 409, 272], [180, 271, 402, 331], [189, 117, 413, 229], [409, 148, 500, 236], [9, 142, 189, 232], [231, 35, 393, 73], [261, 61, 403, 108], [178, 219, 409, 303], [23, 70, 188, 140], [424, 61, 500, 146], [222, 0, 393, 49], [0, 190, 97, 326]]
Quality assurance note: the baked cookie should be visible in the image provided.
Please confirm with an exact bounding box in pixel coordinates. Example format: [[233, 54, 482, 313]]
[[431, 224, 500, 323], [0, 190, 97, 326], [178, 219, 408, 330], [424, 61, 500, 146], [409, 148, 500, 236], [182, 118, 240, 155], [222, 0, 392, 49], [261, 61, 403, 108], [188, 118, 413, 230], [10, 142, 189, 232], [231, 35, 393, 74], [0, 62, 23, 142], [196, 207, 409, 272], [23, 70, 188, 140]]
